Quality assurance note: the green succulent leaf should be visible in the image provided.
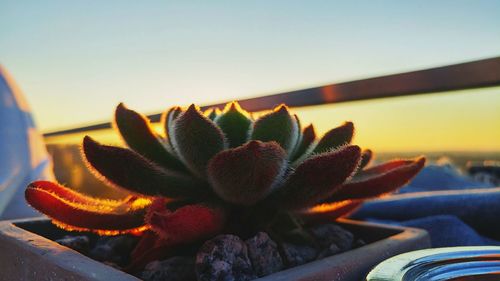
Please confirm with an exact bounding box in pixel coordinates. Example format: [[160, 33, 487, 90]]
[[214, 102, 253, 148], [115, 103, 186, 172], [291, 124, 316, 161], [207, 140, 287, 205], [204, 107, 222, 121], [250, 104, 299, 155], [272, 145, 361, 210], [289, 114, 302, 157], [170, 104, 228, 178], [327, 157, 426, 202], [83, 136, 207, 198], [313, 122, 354, 154], [161, 106, 183, 151]]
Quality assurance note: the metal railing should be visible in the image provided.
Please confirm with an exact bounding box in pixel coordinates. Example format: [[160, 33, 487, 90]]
[[44, 57, 500, 137]]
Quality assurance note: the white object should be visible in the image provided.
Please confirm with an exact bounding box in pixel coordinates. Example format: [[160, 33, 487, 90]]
[[0, 65, 54, 219]]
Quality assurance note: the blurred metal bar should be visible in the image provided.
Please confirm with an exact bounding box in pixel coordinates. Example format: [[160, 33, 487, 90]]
[[44, 57, 500, 137]]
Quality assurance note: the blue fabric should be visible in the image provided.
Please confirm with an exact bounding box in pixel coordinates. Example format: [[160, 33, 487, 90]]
[[397, 163, 493, 193], [350, 164, 500, 247]]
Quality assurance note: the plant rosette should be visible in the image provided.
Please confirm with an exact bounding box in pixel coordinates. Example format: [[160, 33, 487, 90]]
[[25, 101, 425, 280]]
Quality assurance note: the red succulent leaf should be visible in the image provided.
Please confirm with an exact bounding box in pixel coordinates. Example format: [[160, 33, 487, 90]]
[[129, 199, 227, 272], [207, 140, 287, 205], [131, 230, 161, 261], [115, 103, 186, 172], [298, 200, 363, 222], [127, 231, 174, 273], [272, 145, 361, 210], [313, 121, 354, 154], [27, 180, 111, 206], [145, 199, 225, 244], [25, 181, 150, 234], [329, 157, 426, 201]]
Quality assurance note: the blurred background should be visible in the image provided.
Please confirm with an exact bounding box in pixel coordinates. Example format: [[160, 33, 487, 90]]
[[1, 1, 499, 198]]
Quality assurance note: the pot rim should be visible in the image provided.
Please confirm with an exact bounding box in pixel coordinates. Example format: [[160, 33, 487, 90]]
[[0, 217, 430, 281]]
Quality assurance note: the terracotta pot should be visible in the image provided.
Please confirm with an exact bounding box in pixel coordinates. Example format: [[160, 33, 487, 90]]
[[0, 217, 429, 281]]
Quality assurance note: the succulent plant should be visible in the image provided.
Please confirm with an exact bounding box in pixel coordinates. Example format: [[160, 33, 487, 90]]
[[25, 101, 425, 269]]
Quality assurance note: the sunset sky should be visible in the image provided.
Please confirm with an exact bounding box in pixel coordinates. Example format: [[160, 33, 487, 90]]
[[1, 1, 499, 152]]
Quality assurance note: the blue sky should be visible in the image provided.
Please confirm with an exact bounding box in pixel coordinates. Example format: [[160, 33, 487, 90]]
[[1, 1, 499, 133]]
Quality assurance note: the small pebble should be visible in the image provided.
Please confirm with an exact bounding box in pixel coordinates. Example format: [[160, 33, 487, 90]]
[[281, 242, 318, 267], [317, 243, 341, 259], [196, 234, 256, 281], [308, 223, 354, 252], [55, 235, 89, 254], [245, 232, 284, 277], [89, 235, 139, 265]]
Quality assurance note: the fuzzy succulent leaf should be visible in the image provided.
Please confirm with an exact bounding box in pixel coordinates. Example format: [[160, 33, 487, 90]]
[[161, 106, 183, 151], [292, 114, 302, 144], [214, 102, 252, 148], [250, 104, 299, 155], [146, 199, 225, 243], [170, 105, 227, 178], [25, 181, 149, 232], [127, 231, 175, 273], [291, 124, 316, 161], [115, 103, 186, 172], [131, 231, 160, 262], [313, 122, 354, 154], [271, 145, 361, 210], [204, 107, 222, 121], [207, 140, 287, 205], [27, 180, 110, 206], [359, 149, 373, 169], [83, 136, 207, 198], [328, 157, 426, 201], [299, 200, 362, 222]]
